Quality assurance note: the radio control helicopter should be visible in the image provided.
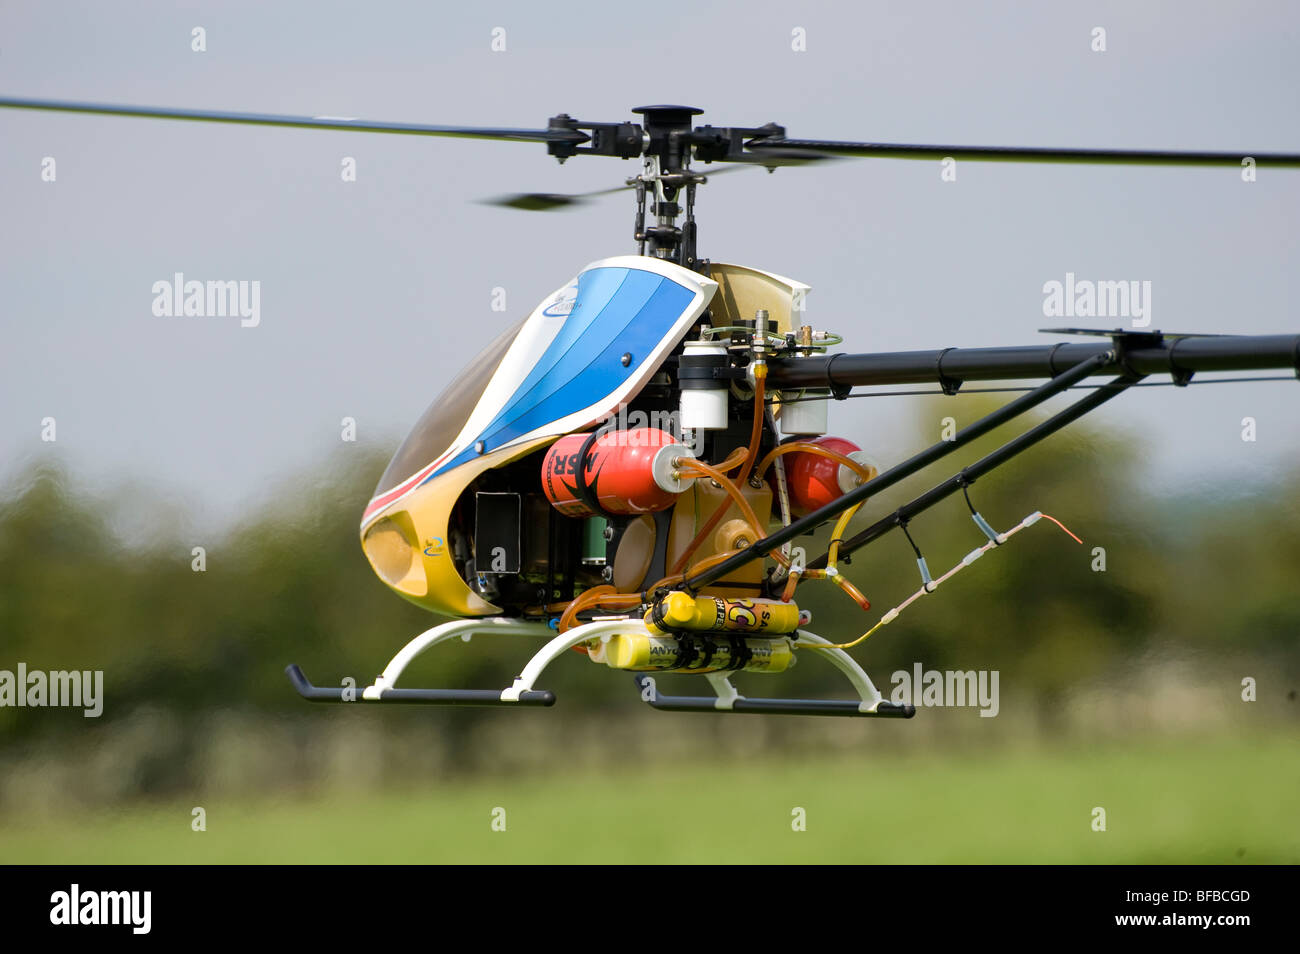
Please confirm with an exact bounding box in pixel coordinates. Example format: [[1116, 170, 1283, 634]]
[[5, 98, 1296, 718]]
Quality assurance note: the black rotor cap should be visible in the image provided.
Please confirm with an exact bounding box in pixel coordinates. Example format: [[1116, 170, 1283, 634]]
[[632, 106, 703, 171]]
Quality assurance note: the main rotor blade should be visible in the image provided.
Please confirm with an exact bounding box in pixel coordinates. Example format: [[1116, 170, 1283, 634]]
[[0, 96, 588, 145], [747, 138, 1300, 167]]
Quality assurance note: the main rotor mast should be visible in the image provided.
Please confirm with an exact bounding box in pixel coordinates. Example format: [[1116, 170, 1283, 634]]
[[625, 106, 706, 268]]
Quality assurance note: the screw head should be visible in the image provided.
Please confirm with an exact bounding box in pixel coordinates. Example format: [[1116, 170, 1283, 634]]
[[621, 352, 633, 367]]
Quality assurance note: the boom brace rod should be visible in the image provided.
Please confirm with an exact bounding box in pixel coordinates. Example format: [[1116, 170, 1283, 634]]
[[807, 372, 1144, 569], [682, 351, 1113, 592], [764, 333, 1300, 392]]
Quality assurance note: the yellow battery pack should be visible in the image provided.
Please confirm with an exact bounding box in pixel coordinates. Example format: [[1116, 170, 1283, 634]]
[[604, 632, 795, 674], [644, 592, 801, 636]]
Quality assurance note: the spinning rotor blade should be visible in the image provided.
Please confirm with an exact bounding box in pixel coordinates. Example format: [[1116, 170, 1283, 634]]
[[746, 137, 1300, 167], [482, 184, 633, 211], [0, 96, 588, 145], [716, 147, 837, 168], [482, 165, 757, 212], [13, 97, 1287, 168]]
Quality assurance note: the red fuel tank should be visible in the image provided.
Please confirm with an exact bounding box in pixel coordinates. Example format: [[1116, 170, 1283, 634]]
[[541, 428, 694, 518], [780, 436, 877, 516]]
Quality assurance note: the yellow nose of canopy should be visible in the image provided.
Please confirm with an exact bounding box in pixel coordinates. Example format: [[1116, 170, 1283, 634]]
[[361, 437, 555, 617]]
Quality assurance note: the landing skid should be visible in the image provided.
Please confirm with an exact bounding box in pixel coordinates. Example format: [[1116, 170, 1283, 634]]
[[286, 617, 914, 718]]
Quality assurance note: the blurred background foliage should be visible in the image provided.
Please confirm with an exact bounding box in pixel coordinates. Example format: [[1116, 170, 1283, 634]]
[[0, 395, 1297, 818]]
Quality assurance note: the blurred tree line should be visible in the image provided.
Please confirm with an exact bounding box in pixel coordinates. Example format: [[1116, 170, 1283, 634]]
[[0, 397, 1296, 805]]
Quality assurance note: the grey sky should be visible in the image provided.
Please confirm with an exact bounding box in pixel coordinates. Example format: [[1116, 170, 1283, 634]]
[[2, 0, 1297, 540]]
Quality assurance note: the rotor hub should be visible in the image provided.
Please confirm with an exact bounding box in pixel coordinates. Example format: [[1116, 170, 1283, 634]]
[[631, 105, 704, 173]]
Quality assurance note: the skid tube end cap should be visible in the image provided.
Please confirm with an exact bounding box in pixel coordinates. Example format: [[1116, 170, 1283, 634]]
[[872, 700, 917, 718]]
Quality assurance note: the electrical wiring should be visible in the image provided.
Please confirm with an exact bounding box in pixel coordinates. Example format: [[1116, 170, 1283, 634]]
[[771, 375, 1300, 404], [797, 510, 1082, 652]]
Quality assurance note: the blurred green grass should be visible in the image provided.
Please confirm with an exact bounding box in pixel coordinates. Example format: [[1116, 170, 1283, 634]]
[[3, 730, 1295, 863]]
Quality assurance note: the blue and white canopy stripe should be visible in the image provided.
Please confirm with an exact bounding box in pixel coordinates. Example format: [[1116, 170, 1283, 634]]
[[363, 255, 715, 526]]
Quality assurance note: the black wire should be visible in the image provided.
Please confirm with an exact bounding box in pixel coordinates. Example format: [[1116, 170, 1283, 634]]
[[960, 476, 976, 515], [897, 518, 924, 560], [770, 375, 1297, 404]]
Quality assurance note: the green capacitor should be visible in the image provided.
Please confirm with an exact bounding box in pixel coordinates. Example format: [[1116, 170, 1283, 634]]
[[581, 516, 608, 566]]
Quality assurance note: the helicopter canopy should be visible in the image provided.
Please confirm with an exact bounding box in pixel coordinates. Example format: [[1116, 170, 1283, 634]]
[[364, 256, 716, 525]]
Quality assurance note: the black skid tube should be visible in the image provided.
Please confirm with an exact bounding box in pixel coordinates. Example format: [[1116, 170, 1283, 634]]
[[632, 674, 915, 718], [285, 665, 556, 707]]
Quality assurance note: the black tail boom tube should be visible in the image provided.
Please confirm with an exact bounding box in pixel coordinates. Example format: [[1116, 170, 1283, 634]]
[[765, 334, 1300, 390]]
